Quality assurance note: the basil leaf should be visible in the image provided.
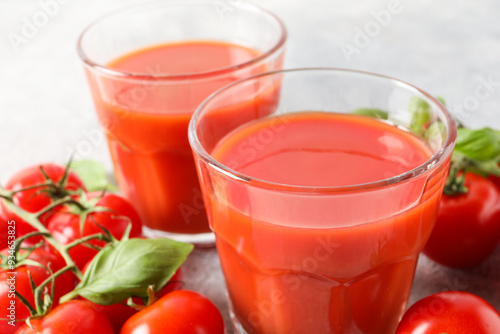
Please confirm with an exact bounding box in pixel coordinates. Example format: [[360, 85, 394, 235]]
[[409, 97, 432, 136], [352, 108, 388, 120], [436, 96, 446, 106], [455, 127, 500, 161], [468, 159, 500, 177], [71, 160, 117, 192], [425, 121, 447, 152], [61, 238, 193, 305]]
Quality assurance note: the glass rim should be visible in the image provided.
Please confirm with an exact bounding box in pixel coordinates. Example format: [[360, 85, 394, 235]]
[[76, 0, 287, 81], [188, 67, 458, 193]]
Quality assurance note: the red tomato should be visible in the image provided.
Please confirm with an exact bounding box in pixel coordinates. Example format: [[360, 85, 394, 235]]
[[0, 215, 10, 250], [0, 163, 85, 244], [489, 162, 500, 188], [120, 290, 224, 334], [0, 248, 75, 334], [396, 291, 500, 334], [82, 259, 184, 332], [422, 172, 500, 268], [491, 176, 500, 188], [47, 192, 142, 269], [15, 300, 114, 334]]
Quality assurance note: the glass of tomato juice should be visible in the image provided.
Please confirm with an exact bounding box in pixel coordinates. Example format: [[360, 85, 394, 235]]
[[77, 0, 286, 244], [189, 68, 457, 333]]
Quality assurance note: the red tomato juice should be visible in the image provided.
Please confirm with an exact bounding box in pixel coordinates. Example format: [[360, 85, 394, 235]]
[[206, 112, 449, 333], [86, 41, 268, 234]]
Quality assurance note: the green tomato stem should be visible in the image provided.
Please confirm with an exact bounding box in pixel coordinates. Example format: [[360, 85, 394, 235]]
[[9, 180, 53, 195], [1, 198, 83, 280], [34, 195, 86, 218], [443, 159, 468, 196], [34, 265, 75, 315], [15, 232, 51, 247], [64, 233, 108, 251], [15, 290, 38, 317]]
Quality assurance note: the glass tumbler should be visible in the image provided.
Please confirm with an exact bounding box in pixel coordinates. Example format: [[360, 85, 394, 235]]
[[77, 0, 287, 245], [189, 68, 457, 333]]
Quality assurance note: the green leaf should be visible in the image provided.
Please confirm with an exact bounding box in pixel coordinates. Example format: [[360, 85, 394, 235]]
[[455, 127, 500, 161], [352, 108, 388, 120], [70, 160, 117, 192], [60, 238, 193, 305], [425, 121, 447, 152], [436, 96, 446, 106], [467, 159, 500, 178], [409, 97, 432, 136]]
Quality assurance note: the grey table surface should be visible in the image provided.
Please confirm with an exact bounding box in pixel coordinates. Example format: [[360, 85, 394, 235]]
[[1, 0, 500, 332]]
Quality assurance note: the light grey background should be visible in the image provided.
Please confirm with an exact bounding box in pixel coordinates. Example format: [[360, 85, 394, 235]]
[[1, 0, 499, 332]]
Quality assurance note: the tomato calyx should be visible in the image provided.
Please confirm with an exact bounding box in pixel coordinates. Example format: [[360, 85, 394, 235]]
[[2, 163, 83, 208], [443, 158, 468, 196], [36, 163, 76, 200], [60, 191, 121, 252]]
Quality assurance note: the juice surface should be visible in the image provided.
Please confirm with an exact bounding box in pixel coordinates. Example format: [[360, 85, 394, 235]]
[[109, 41, 260, 76], [206, 112, 447, 333], [212, 112, 430, 188], [89, 41, 263, 234]]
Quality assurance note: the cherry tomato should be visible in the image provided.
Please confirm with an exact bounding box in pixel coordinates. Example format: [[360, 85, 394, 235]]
[[422, 172, 500, 268], [0, 215, 10, 250], [120, 290, 225, 334], [491, 176, 500, 188], [0, 163, 85, 244], [396, 291, 500, 334], [47, 192, 142, 269], [0, 248, 75, 334], [15, 300, 114, 334], [81, 259, 183, 332], [489, 162, 500, 188]]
